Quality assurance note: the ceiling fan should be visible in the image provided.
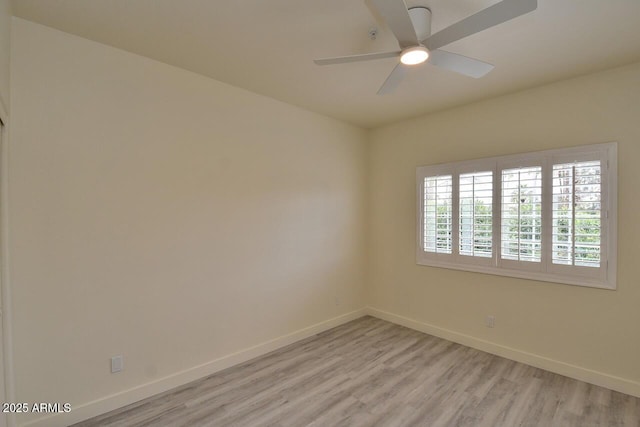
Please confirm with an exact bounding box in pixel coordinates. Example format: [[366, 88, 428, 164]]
[[314, 0, 538, 95]]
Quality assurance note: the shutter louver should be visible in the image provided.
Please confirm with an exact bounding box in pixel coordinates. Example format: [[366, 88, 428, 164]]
[[424, 175, 452, 254], [459, 171, 493, 257], [501, 167, 542, 262], [552, 161, 601, 267]]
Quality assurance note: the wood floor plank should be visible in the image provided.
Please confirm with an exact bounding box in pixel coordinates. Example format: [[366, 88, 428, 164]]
[[73, 316, 640, 427]]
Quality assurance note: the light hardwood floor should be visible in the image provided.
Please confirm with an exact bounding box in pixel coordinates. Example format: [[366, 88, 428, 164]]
[[74, 316, 640, 426]]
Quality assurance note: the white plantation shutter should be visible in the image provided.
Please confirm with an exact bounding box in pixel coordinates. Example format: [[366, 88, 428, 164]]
[[416, 142, 616, 289], [423, 175, 452, 254], [552, 161, 602, 267], [459, 171, 493, 257], [501, 167, 542, 263]]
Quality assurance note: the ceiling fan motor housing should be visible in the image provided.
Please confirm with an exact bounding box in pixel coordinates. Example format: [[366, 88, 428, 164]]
[[408, 7, 432, 42]]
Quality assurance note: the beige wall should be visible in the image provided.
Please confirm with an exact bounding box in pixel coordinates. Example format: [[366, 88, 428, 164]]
[[10, 18, 367, 424], [369, 61, 640, 391], [0, 0, 9, 113]]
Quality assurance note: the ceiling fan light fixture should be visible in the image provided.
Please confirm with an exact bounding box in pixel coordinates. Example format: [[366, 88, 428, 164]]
[[400, 46, 429, 65]]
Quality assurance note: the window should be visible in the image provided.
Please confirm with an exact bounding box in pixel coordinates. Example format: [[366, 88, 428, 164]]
[[552, 161, 601, 267], [501, 167, 542, 263], [423, 175, 452, 254], [459, 171, 493, 258], [416, 143, 617, 289]]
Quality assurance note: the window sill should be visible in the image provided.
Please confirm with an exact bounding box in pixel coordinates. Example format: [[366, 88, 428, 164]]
[[415, 257, 615, 290]]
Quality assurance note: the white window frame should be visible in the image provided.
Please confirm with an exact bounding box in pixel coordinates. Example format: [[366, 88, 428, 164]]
[[416, 142, 617, 290]]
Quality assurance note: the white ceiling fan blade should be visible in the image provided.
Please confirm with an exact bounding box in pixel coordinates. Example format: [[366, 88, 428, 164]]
[[429, 50, 494, 78], [370, 0, 418, 48], [377, 63, 409, 95], [314, 50, 401, 66], [423, 0, 537, 50]]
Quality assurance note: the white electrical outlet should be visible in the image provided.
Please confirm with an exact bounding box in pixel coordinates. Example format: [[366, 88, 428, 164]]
[[111, 355, 124, 373], [485, 315, 496, 328], [335, 296, 341, 306]]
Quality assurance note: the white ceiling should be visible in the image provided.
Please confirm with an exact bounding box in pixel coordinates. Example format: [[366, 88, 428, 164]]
[[11, 0, 640, 128]]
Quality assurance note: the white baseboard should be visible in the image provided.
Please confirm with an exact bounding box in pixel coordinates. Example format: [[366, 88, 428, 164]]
[[22, 309, 367, 427], [366, 306, 640, 398]]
